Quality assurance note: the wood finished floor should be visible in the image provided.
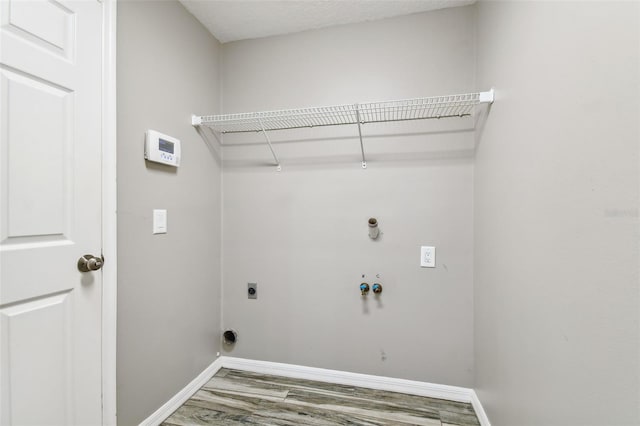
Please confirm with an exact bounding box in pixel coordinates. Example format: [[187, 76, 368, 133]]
[[162, 368, 481, 426]]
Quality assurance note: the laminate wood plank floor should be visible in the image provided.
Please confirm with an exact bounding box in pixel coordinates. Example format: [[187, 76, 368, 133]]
[[162, 368, 480, 426]]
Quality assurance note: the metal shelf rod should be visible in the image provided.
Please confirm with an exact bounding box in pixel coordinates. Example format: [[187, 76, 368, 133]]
[[355, 104, 366, 169], [258, 118, 281, 172]]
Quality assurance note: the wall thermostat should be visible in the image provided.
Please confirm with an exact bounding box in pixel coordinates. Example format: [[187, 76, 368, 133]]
[[145, 129, 181, 167]]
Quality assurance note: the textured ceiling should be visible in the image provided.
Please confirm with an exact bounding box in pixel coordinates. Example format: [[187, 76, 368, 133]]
[[179, 0, 476, 44]]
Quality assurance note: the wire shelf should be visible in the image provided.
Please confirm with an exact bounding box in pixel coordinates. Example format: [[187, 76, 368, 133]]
[[194, 91, 491, 134], [191, 89, 494, 170]]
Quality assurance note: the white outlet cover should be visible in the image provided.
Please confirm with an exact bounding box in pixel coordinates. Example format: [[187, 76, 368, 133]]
[[421, 246, 435, 268]]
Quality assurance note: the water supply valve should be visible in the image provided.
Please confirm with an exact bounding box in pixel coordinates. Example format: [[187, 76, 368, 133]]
[[360, 282, 370, 296], [372, 283, 382, 294]]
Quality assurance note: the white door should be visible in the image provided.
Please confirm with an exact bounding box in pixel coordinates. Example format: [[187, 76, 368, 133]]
[[0, 0, 103, 425]]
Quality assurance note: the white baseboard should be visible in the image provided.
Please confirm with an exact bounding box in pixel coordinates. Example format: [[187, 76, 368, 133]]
[[470, 390, 492, 426], [138, 357, 224, 426], [220, 356, 469, 403], [139, 356, 491, 426]]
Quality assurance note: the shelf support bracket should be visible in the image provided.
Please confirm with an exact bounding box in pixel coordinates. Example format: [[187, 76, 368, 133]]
[[479, 89, 495, 104], [258, 119, 281, 172], [355, 104, 366, 169]]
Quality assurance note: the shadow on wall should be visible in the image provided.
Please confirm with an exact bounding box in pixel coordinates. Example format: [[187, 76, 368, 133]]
[[473, 101, 493, 153], [195, 125, 223, 165], [216, 127, 473, 147], [200, 119, 476, 170], [145, 160, 178, 174], [221, 149, 476, 170]]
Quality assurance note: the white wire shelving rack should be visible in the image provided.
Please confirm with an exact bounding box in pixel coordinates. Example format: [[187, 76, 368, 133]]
[[192, 89, 494, 171]]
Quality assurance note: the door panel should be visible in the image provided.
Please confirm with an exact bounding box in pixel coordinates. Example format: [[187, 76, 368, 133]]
[[0, 1, 103, 425], [0, 292, 73, 425], [3, 67, 73, 240], [5, 0, 75, 59]]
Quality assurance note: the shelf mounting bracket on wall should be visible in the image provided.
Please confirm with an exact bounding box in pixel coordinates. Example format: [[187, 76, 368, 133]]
[[258, 118, 282, 172], [355, 104, 366, 169]]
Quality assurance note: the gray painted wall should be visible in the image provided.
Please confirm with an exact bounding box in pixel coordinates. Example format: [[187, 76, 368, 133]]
[[220, 7, 477, 387], [474, 1, 639, 425], [116, 2, 222, 424], [114, 2, 640, 424]]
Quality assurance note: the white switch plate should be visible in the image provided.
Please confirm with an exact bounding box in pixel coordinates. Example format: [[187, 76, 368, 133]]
[[421, 246, 435, 268], [153, 209, 167, 234]]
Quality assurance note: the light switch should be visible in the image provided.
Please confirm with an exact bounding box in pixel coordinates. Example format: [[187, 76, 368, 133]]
[[153, 209, 167, 234], [420, 246, 435, 268]]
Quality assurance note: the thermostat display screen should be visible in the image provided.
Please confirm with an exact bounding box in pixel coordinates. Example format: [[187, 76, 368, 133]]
[[159, 138, 174, 154]]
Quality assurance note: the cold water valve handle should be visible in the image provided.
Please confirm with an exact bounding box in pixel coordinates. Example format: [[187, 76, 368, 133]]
[[372, 283, 382, 294], [360, 283, 370, 296]]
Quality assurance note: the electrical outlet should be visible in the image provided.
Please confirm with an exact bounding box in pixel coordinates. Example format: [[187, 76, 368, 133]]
[[420, 246, 435, 268], [247, 282, 257, 299]]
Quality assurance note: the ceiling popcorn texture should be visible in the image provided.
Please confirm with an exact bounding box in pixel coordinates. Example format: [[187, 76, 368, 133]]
[[179, 0, 476, 43]]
